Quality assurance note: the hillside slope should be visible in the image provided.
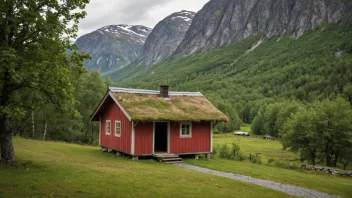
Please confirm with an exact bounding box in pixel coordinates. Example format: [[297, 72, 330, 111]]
[[173, 0, 347, 57], [113, 16, 352, 131], [75, 25, 151, 74]]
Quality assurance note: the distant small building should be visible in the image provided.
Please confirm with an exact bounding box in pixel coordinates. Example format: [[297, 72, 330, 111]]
[[90, 86, 228, 160], [263, 135, 276, 140], [234, 132, 250, 136]]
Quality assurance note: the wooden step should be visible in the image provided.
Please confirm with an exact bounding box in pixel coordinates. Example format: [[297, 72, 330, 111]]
[[162, 158, 183, 162], [153, 153, 183, 163], [165, 161, 184, 164], [153, 154, 179, 158]]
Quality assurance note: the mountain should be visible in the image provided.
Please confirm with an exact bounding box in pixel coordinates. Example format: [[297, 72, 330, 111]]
[[75, 25, 152, 73], [173, 0, 347, 57], [137, 11, 196, 66], [111, 0, 352, 131]]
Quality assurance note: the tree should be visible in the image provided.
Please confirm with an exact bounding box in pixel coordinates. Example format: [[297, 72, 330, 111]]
[[281, 97, 352, 166], [0, 0, 89, 163], [281, 108, 320, 165], [339, 147, 352, 170]]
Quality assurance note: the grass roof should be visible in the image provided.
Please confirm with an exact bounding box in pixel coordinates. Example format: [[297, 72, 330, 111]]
[[113, 93, 228, 122]]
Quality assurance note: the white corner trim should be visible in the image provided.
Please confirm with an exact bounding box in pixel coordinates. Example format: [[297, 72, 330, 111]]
[[115, 121, 121, 137], [99, 116, 101, 146], [108, 92, 132, 121], [210, 122, 213, 153], [180, 122, 192, 138], [106, 120, 111, 135], [168, 122, 170, 154], [152, 122, 155, 154], [131, 121, 135, 155]]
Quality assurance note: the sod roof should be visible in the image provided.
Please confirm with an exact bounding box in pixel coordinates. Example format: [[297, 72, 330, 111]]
[[108, 87, 228, 122]]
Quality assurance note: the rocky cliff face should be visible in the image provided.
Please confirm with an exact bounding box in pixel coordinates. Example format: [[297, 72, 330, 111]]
[[137, 11, 195, 66], [75, 25, 151, 73], [174, 0, 347, 57]]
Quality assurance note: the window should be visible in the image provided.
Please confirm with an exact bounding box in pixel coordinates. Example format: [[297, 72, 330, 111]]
[[115, 121, 121, 137], [180, 122, 192, 138], [106, 120, 111, 135]]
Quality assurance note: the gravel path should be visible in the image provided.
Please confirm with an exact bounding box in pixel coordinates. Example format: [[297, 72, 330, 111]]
[[175, 163, 342, 198]]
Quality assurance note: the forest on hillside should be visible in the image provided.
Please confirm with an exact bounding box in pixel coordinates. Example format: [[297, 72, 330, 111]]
[[114, 15, 352, 133]]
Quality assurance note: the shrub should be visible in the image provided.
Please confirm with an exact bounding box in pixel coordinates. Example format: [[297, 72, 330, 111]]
[[219, 144, 232, 159], [217, 143, 246, 161], [212, 145, 219, 156], [230, 143, 246, 161], [251, 154, 262, 164], [267, 158, 275, 164]]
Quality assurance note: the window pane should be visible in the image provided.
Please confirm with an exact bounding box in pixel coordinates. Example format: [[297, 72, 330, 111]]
[[116, 122, 121, 135], [181, 123, 191, 136]]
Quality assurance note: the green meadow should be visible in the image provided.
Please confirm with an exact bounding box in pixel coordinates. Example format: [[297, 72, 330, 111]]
[[0, 137, 291, 198], [187, 133, 352, 197]]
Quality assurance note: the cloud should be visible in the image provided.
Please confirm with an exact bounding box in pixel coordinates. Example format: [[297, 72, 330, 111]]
[[77, 0, 209, 37]]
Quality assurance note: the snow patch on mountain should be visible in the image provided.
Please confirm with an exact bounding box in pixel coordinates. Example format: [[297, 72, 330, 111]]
[[172, 16, 192, 22]]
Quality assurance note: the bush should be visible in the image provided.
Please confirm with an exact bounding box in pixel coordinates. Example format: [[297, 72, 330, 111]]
[[266, 159, 299, 170], [212, 145, 219, 156], [251, 154, 262, 164], [230, 143, 246, 161], [217, 143, 246, 161], [219, 144, 232, 159]]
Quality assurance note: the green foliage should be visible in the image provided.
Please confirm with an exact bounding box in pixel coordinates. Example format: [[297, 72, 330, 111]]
[[0, 0, 90, 162], [112, 16, 352, 132], [218, 144, 232, 159], [213, 133, 299, 164], [251, 101, 303, 137], [15, 70, 107, 143], [217, 143, 245, 161], [251, 154, 262, 164], [281, 97, 352, 167]]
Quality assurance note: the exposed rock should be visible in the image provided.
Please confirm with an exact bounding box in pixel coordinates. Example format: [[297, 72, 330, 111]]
[[301, 164, 352, 176], [137, 11, 196, 66], [173, 0, 348, 57], [335, 49, 344, 57], [75, 25, 152, 73]]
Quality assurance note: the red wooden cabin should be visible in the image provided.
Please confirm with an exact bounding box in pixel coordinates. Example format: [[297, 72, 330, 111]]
[[90, 86, 228, 160]]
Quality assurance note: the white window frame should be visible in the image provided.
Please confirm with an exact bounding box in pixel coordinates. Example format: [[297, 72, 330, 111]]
[[115, 121, 121, 137], [180, 122, 192, 138], [106, 120, 111, 135]]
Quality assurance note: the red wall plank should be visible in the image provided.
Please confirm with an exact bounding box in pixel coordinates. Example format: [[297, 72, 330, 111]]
[[170, 121, 211, 154], [100, 97, 132, 154], [134, 122, 154, 155]]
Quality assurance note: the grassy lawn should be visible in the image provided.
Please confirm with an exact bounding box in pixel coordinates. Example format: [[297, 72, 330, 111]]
[[0, 137, 293, 198], [187, 159, 352, 198], [213, 133, 299, 163], [188, 133, 352, 197], [236, 125, 251, 132]]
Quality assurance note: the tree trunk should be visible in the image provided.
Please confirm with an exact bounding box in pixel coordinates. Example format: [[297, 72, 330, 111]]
[[333, 151, 339, 167], [325, 143, 331, 166], [343, 163, 348, 170], [311, 150, 316, 166], [0, 116, 16, 163], [43, 107, 47, 141], [31, 110, 35, 138]]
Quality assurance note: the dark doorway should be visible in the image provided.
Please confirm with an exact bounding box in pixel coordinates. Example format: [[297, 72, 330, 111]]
[[154, 122, 168, 153]]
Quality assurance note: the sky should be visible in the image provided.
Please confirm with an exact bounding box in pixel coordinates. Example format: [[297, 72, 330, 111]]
[[77, 0, 209, 37]]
